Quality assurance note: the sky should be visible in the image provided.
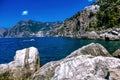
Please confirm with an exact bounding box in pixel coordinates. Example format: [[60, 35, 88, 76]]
[[0, 0, 95, 27]]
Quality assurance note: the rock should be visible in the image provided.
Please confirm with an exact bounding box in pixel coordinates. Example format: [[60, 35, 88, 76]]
[[109, 68, 120, 80], [33, 43, 116, 80], [99, 33, 119, 41], [67, 43, 111, 58], [84, 5, 100, 13], [33, 61, 60, 80], [33, 55, 120, 80], [113, 49, 120, 58], [0, 47, 40, 80], [111, 31, 118, 35], [81, 31, 99, 39], [51, 56, 120, 80]]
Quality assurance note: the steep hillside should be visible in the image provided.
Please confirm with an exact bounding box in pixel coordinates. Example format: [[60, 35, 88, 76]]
[[48, 0, 120, 39], [3, 20, 62, 38], [0, 28, 7, 37]]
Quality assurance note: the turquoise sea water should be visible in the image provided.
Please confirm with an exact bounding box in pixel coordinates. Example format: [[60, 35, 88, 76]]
[[0, 37, 120, 66]]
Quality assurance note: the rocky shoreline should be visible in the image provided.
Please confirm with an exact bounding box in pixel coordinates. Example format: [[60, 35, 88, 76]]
[[77, 28, 120, 41], [0, 43, 120, 80]]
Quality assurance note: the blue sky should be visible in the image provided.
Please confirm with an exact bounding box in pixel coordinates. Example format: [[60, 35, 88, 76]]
[[0, 0, 95, 27]]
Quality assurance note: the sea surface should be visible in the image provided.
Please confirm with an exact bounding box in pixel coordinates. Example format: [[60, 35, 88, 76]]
[[0, 37, 120, 66]]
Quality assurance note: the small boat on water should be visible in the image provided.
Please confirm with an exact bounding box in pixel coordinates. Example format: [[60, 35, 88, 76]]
[[30, 39, 35, 41], [23, 39, 35, 42]]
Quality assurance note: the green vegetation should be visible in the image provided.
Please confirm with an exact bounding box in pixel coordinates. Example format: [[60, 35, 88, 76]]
[[89, 12, 95, 18], [87, 0, 120, 30], [96, 0, 120, 29]]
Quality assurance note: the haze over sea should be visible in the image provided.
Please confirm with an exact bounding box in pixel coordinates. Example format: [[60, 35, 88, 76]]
[[0, 37, 120, 66]]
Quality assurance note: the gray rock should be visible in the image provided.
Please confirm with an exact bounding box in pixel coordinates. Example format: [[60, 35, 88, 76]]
[[84, 5, 100, 13], [81, 31, 99, 39], [0, 47, 40, 80], [111, 31, 119, 35], [113, 49, 120, 58], [109, 68, 120, 80], [51, 56, 120, 80], [67, 43, 111, 58], [99, 33, 119, 40], [33, 43, 117, 80]]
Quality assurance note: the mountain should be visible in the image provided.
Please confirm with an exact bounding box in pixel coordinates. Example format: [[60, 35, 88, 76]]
[[0, 28, 7, 37], [3, 20, 62, 38], [47, 0, 120, 39]]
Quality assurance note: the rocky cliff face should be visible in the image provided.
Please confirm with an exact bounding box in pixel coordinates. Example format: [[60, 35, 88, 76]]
[[47, 4, 100, 38], [33, 43, 120, 80], [3, 20, 62, 38], [0, 47, 40, 80], [47, 0, 120, 40]]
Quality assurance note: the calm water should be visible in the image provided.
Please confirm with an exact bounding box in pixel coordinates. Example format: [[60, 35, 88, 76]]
[[0, 37, 120, 66]]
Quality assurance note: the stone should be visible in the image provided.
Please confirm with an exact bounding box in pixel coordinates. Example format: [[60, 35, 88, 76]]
[[111, 31, 118, 35], [33, 43, 116, 80], [113, 49, 120, 58], [67, 43, 111, 58], [84, 5, 100, 13], [0, 47, 40, 80], [51, 56, 120, 80], [81, 31, 99, 39], [109, 68, 120, 80], [99, 33, 119, 41]]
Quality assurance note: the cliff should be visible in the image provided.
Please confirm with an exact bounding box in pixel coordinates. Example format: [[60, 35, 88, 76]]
[[47, 0, 120, 40]]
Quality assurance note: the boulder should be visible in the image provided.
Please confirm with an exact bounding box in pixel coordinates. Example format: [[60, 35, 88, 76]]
[[111, 31, 118, 35], [0, 47, 40, 80], [81, 31, 99, 39], [113, 49, 120, 58], [51, 56, 120, 80], [99, 33, 119, 41], [33, 43, 117, 80], [67, 43, 111, 58], [109, 68, 120, 80]]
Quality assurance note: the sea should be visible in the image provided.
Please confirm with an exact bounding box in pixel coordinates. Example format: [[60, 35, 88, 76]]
[[0, 37, 120, 66]]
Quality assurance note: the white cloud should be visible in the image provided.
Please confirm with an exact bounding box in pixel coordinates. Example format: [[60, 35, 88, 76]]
[[88, 0, 93, 2], [22, 10, 28, 15]]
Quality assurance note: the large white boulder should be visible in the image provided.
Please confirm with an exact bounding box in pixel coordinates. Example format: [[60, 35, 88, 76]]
[[0, 47, 40, 80]]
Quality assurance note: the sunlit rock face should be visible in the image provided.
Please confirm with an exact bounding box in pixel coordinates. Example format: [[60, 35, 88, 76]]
[[0, 47, 40, 80], [51, 56, 120, 80], [33, 43, 120, 80]]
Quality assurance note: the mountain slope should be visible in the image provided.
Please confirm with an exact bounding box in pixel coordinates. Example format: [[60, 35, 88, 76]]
[[3, 20, 62, 38], [0, 28, 7, 37], [47, 0, 120, 38]]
